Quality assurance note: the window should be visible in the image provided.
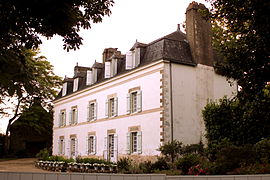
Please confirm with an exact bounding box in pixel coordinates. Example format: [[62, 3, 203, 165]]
[[69, 106, 78, 125], [127, 131, 142, 154], [106, 97, 118, 118], [59, 110, 66, 127], [58, 137, 65, 155], [127, 90, 142, 114], [131, 132, 138, 153], [87, 101, 97, 121], [87, 135, 96, 155], [70, 137, 77, 157], [108, 134, 115, 158]]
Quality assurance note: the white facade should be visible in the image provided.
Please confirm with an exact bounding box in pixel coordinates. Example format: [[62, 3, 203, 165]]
[[53, 59, 236, 161], [53, 61, 164, 160]]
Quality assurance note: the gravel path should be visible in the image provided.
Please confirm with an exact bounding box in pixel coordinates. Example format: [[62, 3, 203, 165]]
[[0, 158, 47, 172]]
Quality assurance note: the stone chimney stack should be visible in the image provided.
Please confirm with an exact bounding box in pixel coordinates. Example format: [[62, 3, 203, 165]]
[[102, 48, 118, 64], [186, 2, 214, 66]]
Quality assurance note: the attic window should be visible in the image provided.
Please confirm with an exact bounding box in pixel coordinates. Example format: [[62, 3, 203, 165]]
[[73, 78, 79, 92], [62, 82, 67, 96], [125, 48, 140, 70]]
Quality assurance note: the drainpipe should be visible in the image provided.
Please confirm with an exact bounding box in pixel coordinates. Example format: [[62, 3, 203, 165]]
[[169, 62, 174, 142]]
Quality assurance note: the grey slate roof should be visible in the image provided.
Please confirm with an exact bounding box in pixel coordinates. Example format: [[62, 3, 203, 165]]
[[57, 29, 196, 99]]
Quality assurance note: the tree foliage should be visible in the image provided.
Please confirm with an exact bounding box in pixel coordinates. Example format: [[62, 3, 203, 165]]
[[2, 49, 62, 154], [208, 0, 270, 99], [158, 140, 183, 163], [0, 0, 114, 97], [203, 89, 270, 146]]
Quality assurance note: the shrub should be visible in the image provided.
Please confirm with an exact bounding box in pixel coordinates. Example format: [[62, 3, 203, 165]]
[[158, 140, 182, 163], [176, 154, 200, 174], [255, 138, 270, 163], [36, 148, 51, 160], [151, 157, 169, 171], [139, 161, 153, 173], [181, 141, 205, 156], [76, 157, 112, 164], [188, 164, 208, 175], [117, 157, 132, 173]]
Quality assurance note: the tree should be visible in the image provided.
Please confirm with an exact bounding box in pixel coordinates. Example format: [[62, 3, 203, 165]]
[[0, 0, 114, 97], [208, 0, 270, 99], [2, 49, 62, 154]]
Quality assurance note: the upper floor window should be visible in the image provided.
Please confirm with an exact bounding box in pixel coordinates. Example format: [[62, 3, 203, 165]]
[[127, 89, 142, 114], [73, 78, 79, 92], [58, 110, 66, 127], [105, 95, 118, 118], [69, 106, 78, 125], [87, 101, 97, 121]]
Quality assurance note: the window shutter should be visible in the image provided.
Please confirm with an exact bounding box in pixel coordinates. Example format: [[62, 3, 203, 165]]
[[86, 70, 93, 85], [93, 136, 97, 155], [105, 61, 111, 78], [137, 90, 142, 112], [63, 112, 66, 126], [69, 111, 72, 125], [73, 78, 79, 92], [137, 131, 142, 154], [75, 138, 78, 157], [114, 134, 118, 162], [58, 139, 60, 154], [67, 140, 70, 157], [125, 51, 133, 70], [126, 93, 131, 114], [92, 68, 98, 83], [126, 133, 131, 154], [105, 99, 109, 118], [86, 136, 89, 155], [87, 103, 90, 122], [75, 109, 78, 124], [104, 136, 108, 160], [58, 113, 61, 127], [134, 48, 141, 67], [114, 97, 118, 116], [62, 83, 67, 96], [94, 102, 97, 120]]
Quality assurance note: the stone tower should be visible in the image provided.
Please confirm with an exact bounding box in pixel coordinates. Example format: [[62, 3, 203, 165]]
[[186, 2, 214, 66]]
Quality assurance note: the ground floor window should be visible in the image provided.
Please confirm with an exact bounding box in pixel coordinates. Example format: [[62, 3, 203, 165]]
[[58, 137, 65, 155], [87, 135, 96, 155], [127, 131, 142, 154], [70, 137, 77, 157]]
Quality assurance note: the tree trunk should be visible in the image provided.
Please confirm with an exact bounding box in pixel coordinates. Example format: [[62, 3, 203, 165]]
[[4, 99, 21, 155]]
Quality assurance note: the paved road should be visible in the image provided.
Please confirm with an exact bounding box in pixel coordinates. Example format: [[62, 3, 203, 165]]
[[0, 158, 47, 172]]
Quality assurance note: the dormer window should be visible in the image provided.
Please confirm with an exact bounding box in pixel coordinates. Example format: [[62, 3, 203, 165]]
[[125, 48, 140, 70], [62, 82, 67, 96], [86, 68, 98, 86], [73, 78, 79, 92]]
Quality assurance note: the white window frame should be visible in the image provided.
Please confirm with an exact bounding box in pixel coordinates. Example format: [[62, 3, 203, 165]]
[[58, 137, 65, 155], [59, 110, 66, 127], [126, 131, 142, 154], [87, 135, 96, 155], [106, 97, 118, 118], [70, 106, 78, 125], [70, 137, 77, 157], [127, 90, 142, 114], [87, 101, 97, 121]]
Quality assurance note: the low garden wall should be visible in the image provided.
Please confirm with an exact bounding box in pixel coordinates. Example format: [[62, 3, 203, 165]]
[[0, 172, 269, 180]]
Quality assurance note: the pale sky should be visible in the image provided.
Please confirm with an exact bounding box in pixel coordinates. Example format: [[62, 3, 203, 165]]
[[40, 0, 210, 78], [0, 0, 210, 133]]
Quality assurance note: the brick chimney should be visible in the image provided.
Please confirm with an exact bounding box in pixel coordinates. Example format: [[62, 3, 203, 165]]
[[186, 2, 214, 66]]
